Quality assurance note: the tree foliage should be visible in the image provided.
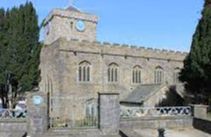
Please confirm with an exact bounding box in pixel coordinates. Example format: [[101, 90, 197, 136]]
[[156, 86, 185, 107], [0, 2, 41, 108], [180, 0, 211, 104]]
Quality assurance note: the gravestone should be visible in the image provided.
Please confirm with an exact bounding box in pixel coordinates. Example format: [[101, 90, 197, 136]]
[[27, 92, 48, 137]]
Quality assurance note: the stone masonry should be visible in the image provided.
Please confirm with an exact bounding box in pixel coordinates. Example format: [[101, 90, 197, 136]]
[[43, 7, 98, 45], [39, 6, 187, 120], [39, 37, 186, 118]]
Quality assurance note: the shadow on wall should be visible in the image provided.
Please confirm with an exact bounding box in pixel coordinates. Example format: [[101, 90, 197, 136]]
[[156, 86, 186, 107], [22, 132, 27, 137]]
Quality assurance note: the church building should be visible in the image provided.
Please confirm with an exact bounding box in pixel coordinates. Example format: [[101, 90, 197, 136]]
[[39, 6, 186, 124]]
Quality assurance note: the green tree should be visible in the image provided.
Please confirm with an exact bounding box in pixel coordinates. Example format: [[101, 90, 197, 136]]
[[0, 2, 41, 108], [180, 0, 211, 104], [156, 86, 185, 107], [0, 8, 6, 82], [0, 8, 7, 108]]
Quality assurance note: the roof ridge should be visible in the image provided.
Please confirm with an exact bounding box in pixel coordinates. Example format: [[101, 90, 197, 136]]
[[144, 84, 168, 102]]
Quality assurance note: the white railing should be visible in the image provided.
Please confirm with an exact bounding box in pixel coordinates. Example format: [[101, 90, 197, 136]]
[[120, 106, 192, 119], [0, 109, 27, 119]]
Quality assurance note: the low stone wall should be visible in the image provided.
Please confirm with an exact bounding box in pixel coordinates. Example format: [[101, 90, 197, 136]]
[[0, 119, 27, 132], [193, 118, 211, 134], [0, 119, 27, 137], [120, 116, 192, 129]]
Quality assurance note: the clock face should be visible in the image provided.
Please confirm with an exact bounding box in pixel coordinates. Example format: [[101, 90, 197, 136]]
[[32, 95, 43, 105], [76, 20, 85, 32]]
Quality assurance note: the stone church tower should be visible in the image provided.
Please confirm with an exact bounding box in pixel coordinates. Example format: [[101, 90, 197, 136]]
[[43, 6, 98, 44]]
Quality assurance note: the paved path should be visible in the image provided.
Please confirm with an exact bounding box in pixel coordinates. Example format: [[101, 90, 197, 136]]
[[134, 128, 211, 137]]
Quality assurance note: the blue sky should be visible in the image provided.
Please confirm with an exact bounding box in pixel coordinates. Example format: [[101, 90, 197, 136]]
[[0, 0, 204, 52]]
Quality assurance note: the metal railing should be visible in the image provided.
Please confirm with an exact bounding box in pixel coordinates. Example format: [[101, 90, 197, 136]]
[[0, 109, 27, 119], [120, 106, 192, 119], [49, 115, 98, 128], [48, 96, 98, 128]]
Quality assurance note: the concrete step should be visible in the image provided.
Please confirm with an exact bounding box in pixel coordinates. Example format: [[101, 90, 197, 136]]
[[33, 128, 121, 137], [36, 133, 121, 137]]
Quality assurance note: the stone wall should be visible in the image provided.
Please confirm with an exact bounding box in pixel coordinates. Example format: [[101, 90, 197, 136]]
[[27, 92, 48, 136], [193, 118, 211, 134], [191, 105, 208, 119], [120, 116, 193, 129], [0, 120, 27, 137], [44, 9, 98, 45], [99, 93, 120, 135], [39, 38, 187, 118], [40, 4, 188, 122]]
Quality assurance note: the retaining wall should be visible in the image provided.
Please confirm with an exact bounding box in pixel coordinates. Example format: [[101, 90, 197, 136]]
[[120, 116, 193, 129], [0, 119, 27, 137], [193, 118, 211, 134]]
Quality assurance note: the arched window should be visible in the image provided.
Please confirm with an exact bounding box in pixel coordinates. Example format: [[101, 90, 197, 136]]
[[79, 61, 91, 82], [154, 66, 164, 84], [132, 65, 142, 84], [108, 63, 119, 83], [173, 68, 180, 83]]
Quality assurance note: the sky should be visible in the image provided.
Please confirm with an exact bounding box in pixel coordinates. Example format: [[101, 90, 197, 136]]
[[0, 0, 204, 52]]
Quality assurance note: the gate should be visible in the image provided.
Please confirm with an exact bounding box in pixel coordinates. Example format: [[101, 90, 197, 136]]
[[48, 95, 98, 128]]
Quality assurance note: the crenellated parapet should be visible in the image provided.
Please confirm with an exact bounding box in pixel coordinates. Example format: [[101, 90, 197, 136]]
[[81, 38, 187, 55], [46, 37, 187, 62]]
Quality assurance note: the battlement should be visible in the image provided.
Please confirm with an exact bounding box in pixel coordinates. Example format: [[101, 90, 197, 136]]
[[43, 6, 187, 62], [69, 38, 187, 56], [48, 37, 187, 62]]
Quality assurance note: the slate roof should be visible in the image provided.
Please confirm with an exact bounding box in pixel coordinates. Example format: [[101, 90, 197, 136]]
[[121, 84, 165, 104], [66, 6, 80, 12]]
